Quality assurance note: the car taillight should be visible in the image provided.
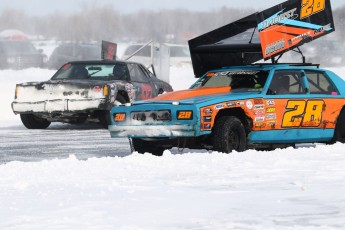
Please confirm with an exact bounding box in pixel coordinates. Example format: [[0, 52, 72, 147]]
[[103, 85, 109, 96], [15, 85, 19, 99]]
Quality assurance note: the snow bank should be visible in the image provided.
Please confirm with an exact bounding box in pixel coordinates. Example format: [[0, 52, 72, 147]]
[[1, 66, 345, 229], [1, 146, 345, 229]]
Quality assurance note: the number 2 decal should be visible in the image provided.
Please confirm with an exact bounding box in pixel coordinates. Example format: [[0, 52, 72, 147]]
[[141, 84, 153, 100], [282, 100, 324, 128], [300, 0, 325, 19]]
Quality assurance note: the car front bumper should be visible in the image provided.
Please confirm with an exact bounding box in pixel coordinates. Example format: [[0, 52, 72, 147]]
[[109, 124, 197, 138], [12, 98, 107, 114]]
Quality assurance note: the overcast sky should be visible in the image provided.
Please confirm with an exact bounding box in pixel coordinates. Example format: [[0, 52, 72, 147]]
[[0, 0, 344, 16]]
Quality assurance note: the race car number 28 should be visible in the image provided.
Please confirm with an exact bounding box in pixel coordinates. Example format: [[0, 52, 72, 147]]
[[300, 0, 325, 19], [282, 100, 324, 127]]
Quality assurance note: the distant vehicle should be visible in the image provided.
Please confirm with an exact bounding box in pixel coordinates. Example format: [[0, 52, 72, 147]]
[[165, 43, 192, 67], [122, 43, 191, 67], [47, 43, 101, 69], [12, 60, 173, 129], [0, 39, 47, 69]]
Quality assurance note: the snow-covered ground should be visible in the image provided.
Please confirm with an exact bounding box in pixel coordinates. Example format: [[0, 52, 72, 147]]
[[1, 66, 345, 229]]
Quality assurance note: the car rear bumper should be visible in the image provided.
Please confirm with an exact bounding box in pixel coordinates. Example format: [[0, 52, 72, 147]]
[[12, 98, 107, 114]]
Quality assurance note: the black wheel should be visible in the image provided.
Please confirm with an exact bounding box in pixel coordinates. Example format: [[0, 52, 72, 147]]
[[213, 116, 247, 153], [131, 138, 164, 156], [99, 94, 126, 129], [330, 109, 345, 144], [20, 114, 51, 129]]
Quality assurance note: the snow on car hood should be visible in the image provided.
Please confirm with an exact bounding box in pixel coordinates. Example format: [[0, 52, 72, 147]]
[[15, 80, 107, 102], [134, 86, 261, 105], [153, 86, 232, 101]]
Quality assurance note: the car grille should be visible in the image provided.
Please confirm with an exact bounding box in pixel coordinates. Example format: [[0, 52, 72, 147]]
[[131, 110, 171, 122]]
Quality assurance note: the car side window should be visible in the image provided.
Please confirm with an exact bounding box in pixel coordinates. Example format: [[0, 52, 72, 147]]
[[127, 63, 149, 82], [111, 63, 130, 81], [304, 70, 338, 95], [138, 64, 155, 79], [268, 70, 305, 95]]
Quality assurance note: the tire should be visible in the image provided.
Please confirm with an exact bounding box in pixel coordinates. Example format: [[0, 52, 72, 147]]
[[131, 138, 164, 156], [99, 94, 126, 129], [213, 116, 247, 153], [20, 114, 51, 129], [330, 109, 345, 144]]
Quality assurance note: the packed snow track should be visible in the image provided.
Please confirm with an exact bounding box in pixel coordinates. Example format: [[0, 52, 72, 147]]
[[0, 124, 132, 164]]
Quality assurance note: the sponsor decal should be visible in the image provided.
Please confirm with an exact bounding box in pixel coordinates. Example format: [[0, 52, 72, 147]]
[[203, 116, 212, 122], [255, 123, 266, 128], [267, 121, 277, 128], [266, 113, 277, 120], [203, 108, 213, 114], [246, 100, 253, 110], [266, 107, 276, 113], [214, 104, 225, 110], [215, 71, 260, 77], [266, 100, 275, 107], [254, 104, 265, 110], [254, 99, 264, 105], [255, 116, 265, 122], [265, 39, 285, 56], [259, 8, 298, 31], [314, 23, 331, 35], [254, 110, 265, 116], [288, 31, 312, 45], [227, 101, 236, 107], [203, 123, 212, 130], [237, 101, 245, 106]]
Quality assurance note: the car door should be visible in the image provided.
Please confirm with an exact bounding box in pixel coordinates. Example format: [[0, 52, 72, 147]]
[[262, 69, 326, 142], [127, 63, 156, 100]]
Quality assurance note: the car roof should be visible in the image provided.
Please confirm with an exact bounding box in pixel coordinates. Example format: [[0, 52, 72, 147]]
[[65, 59, 143, 65]]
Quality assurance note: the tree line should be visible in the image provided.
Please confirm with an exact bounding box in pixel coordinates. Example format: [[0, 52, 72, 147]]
[[0, 5, 344, 44]]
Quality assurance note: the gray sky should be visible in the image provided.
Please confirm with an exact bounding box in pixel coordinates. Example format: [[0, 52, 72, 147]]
[[0, 0, 344, 16]]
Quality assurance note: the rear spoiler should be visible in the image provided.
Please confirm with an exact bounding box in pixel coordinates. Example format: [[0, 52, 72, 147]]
[[188, 0, 335, 77]]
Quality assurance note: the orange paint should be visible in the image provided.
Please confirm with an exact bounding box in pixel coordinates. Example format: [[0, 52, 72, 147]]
[[153, 86, 231, 101], [200, 98, 345, 132]]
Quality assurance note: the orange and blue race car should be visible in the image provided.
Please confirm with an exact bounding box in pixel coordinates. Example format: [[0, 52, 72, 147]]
[[109, 64, 345, 155], [108, 0, 345, 155]]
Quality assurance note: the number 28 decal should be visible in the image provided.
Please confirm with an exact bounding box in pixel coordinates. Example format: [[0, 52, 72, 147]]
[[300, 0, 325, 19], [282, 100, 325, 128]]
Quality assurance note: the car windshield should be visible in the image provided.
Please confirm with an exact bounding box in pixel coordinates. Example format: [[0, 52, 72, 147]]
[[51, 63, 129, 81], [2, 41, 38, 54], [191, 70, 269, 93]]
